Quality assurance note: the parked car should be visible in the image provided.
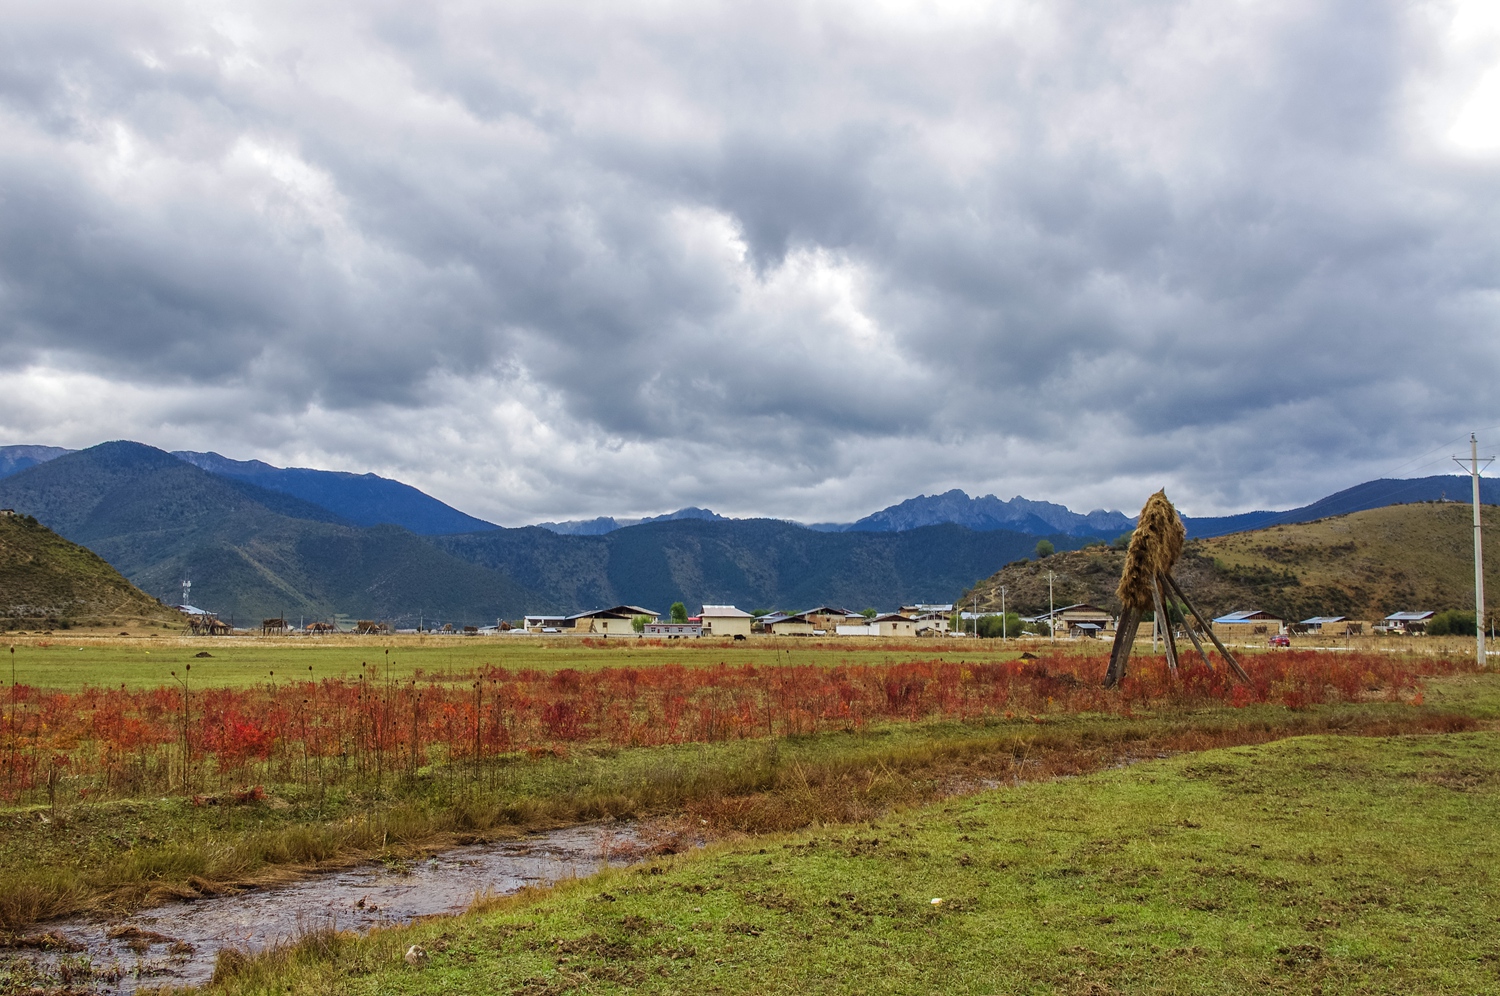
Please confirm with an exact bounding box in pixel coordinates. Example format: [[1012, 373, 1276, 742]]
[[1268, 634, 1291, 647]]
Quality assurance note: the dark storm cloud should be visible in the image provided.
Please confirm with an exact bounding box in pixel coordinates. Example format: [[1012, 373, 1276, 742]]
[[0, 0, 1496, 523]]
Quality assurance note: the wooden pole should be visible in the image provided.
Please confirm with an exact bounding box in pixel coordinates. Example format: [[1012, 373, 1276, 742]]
[[1175, 595, 1217, 673], [1162, 572, 1250, 683], [1151, 575, 1179, 675], [1105, 606, 1143, 688]]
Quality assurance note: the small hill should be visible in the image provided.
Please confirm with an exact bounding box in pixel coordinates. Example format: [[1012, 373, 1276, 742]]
[[0, 512, 177, 628], [961, 501, 1500, 623]]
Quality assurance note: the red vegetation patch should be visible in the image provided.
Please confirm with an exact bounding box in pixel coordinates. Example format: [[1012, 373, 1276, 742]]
[[0, 651, 1469, 804]]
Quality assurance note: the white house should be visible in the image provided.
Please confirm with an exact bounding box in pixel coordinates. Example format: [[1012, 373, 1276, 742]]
[[836, 613, 917, 637], [700, 604, 754, 638], [644, 621, 702, 638]]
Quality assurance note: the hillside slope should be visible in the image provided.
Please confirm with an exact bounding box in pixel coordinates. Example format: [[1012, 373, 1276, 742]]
[[0, 442, 535, 624], [0, 513, 177, 627], [962, 501, 1500, 623], [1181, 475, 1500, 538]]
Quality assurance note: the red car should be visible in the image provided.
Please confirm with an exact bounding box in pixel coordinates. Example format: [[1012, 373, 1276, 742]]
[[1268, 634, 1291, 647]]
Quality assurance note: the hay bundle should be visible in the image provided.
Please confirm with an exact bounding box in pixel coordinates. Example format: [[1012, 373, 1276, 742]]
[[1115, 490, 1185, 611]]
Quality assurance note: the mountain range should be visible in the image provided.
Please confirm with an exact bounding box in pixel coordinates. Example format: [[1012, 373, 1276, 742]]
[[1, 441, 1494, 622], [6, 444, 1494, 541], [0, 442, 1086, 621]]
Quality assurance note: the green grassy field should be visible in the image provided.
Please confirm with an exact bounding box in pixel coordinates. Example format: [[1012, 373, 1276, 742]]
[[0, 638, 1492, 994], [0, 634, 1073, 691], [207, 723, 1500, 995]]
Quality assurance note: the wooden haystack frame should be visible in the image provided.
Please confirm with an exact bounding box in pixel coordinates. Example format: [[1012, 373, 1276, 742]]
[[1104, 490, 1251, 688], [188, 615, 231, 636]]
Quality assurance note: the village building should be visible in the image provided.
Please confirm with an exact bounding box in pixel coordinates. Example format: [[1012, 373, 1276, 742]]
[[523, 614, 568, 633], [901, 603, 955, 617], [1293, 616, 1367, 637], [911, 611, 951, 635], [566, 605, 659, 636], [643, 621, 702, 638], [758, 612, 816, 636], [801, 606, 856, 635], [700, 604, 754, 638], [1211, 609, 1284, 641], [1376, 610, 1435, 635], [1025, 603, 1114, 638], [836, 613, 917, 637]]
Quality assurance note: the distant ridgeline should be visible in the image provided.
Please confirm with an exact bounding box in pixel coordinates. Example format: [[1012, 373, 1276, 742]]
[[0, 441, 1493, 623]]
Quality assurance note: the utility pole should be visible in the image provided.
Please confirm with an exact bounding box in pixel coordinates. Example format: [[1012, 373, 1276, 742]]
[[1454, 433, 1494, 667], [973, 593, 979, 639], [1047, 571, 1056, 642], [1001, 586, 1007, 640]]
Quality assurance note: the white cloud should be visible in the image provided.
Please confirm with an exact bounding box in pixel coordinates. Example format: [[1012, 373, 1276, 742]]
[[0, 0, 1496, 523]]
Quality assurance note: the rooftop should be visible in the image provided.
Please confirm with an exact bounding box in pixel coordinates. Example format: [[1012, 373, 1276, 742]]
[[1213, 610, 1279, 623]]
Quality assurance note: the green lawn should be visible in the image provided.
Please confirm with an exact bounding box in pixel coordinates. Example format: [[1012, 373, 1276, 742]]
[[208, 723, 1500, 994]]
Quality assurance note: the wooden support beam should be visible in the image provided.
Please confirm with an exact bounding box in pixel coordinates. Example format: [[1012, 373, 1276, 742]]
[[1162, 571, 1251, 684], [1176, 597, 1217, 673], [1104, 605, 1143, 688], [1151, 574, 1179, 675]]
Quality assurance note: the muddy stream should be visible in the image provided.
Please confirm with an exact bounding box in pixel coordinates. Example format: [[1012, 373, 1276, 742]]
[[6, 823, 643, 992]]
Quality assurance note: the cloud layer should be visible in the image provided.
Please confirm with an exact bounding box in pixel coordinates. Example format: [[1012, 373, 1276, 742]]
[[2, 0, 1498, 524]]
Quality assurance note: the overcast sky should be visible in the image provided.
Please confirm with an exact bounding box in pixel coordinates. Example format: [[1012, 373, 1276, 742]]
[[1, 0, 1497, 525]]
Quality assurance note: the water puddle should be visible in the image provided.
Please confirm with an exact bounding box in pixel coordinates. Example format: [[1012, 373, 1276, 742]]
[[3, 823, 641, 993]]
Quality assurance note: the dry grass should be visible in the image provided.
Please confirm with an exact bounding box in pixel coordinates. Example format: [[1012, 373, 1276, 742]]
[[1117, 490, 1185, 611]]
